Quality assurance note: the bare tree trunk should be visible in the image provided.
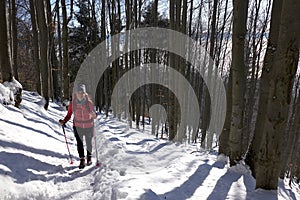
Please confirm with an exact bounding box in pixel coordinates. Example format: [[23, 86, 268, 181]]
[[35, 0, 49, 110], [245, 0, 283, 178], [217, 0, 231, 154], [134, 0, 141, 129], [56, 0, 63, 100], [29, 0, 41, 93], [243, 0, 260, 153], [10, 0, 18, 80], [219, 69, 232, 156], [200, 0, 212, 148], [229, 0, 248, 166], [61, 0, 69, 100], [151, 0, 158, 135], [0, 0, 13, 82], [100, 0, 108, 116], [173, 0, 187, 142], [280, 84, 300, 178], [168, 0, 177, 141], [206, 0, 218, 150], [193, 0, 203, 144], [255, 0, 300, 189], [46, 0, 57, 100], [215, 0, 229, 69]]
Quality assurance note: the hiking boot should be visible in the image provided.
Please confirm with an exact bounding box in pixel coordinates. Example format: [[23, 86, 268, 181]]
[[87, 156, 92, 166], [79, 157, 85, 169]]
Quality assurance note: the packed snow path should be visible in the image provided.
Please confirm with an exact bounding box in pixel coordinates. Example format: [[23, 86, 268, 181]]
[[0, 91, 299, 199]]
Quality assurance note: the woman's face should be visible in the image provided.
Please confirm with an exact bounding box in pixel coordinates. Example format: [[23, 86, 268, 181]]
[[76, 91, 84, 101]]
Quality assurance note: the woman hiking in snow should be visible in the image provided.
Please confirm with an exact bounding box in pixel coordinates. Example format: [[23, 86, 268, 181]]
[[59, 84, 97, 169]]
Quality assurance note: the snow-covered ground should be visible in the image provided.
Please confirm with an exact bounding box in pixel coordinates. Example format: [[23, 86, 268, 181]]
[[0, 90, 299, 200]]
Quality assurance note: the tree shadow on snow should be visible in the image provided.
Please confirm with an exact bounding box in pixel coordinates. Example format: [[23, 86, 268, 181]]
[[206, 169, 255, 200], [0, 118, 61, 143], [246, 180, 298, 200], [0, 152, 61, 184], [23, 116, 65, 138], [158, 160, 212, 200], [7, 105, 68, 139], [126, 138, 158, 146], [22, 116, 77, 146], [277, 180, 298, 200], [126, 142, 170, 155], [0, 140, 68, 159]]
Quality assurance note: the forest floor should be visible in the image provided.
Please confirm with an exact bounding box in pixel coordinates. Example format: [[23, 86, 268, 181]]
[[0, 91, 299, 200]]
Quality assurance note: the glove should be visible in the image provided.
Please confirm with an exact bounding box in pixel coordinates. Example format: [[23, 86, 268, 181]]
[[89, 112, 97, 119], [59, 119, 65, 125]]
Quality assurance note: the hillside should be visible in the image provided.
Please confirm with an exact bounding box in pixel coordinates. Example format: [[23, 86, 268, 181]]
[[0, 91, 299, 199]]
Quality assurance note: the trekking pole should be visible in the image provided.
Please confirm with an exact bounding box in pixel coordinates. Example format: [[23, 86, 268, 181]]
[[93, 128, 100, 167], [62, 125, 73, 164]]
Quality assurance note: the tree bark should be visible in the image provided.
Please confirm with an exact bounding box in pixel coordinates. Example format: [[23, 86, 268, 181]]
[[29, 0, 41, 93], [229, 0, 248, 166], [0, 0, 13, 82], [10, 0, 18, 80], [255, 0, 300, 189], [219, 69, 232, 156], [168, 0, 176, 141], [35, 0, 49, 109], [245, 0, 283, 178], [61, 0, 69, 100], [100, 0, 109, 116], [280, 88, 300, 178], [56, 0, 63, 99]]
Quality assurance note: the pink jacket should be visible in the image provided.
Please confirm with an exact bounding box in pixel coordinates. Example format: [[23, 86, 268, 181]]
[[64, 95, 97, 128]]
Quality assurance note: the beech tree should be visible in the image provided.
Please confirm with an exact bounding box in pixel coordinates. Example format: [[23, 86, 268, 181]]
[[245, 0, 283, 179], [254, 0, 300, 189], [35, 0, 50, 109], [229, 0, 248, 166], [0, 0, 13, 82]]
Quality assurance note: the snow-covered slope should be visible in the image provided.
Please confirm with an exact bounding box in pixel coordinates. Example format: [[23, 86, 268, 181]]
[[0, 91, 299, 200]]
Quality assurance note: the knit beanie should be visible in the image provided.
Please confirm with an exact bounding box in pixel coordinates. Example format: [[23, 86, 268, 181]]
[[76, 84, 86, 93]]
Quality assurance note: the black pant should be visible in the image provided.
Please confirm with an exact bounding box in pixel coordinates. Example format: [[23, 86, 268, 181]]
[[73, 126, 93, 158]]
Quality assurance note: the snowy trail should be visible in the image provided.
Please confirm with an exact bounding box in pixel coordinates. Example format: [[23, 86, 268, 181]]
[[0, 91, 299, 200], [52, 166, 96, 200], [0, 92, 102, 199]]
